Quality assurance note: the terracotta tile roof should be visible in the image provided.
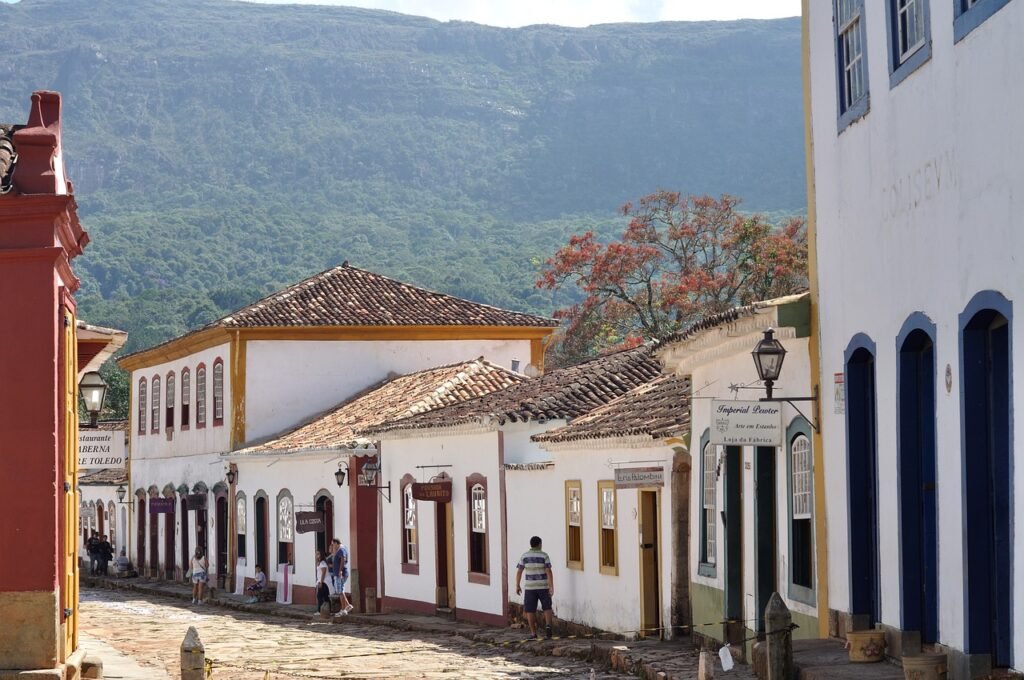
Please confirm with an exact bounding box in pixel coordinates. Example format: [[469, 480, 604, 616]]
[[367, 345, 663, 434], [532, 374, 691, 444], [79, 468, 128, 485], [234, 358, 526, 456], [94, 419, 129, 432], [656, 290, 810, 347], [0, 124, 16, 194], [219, 262, 558, 329]]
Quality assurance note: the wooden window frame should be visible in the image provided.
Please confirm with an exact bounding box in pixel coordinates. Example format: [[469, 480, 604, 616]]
[[180, 367, 191, 430], [150, 375, 161, 434], [165, 371, 176, 431], [465, 473, 489, 584], [276, 488, 295, 573], [597, 480, 618, 576], [400, 474, 419, 575], [565, 480, 583, 571], [235, 491, 247, 560], [137, 377, 147, 435], [196, 364, 207, 429], [212, 358, 224, 427]]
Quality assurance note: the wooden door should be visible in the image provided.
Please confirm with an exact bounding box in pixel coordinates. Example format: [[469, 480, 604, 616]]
[[61, 307, 79, 659], [638, 490, 661, 638], [435, 502, 455, 610]]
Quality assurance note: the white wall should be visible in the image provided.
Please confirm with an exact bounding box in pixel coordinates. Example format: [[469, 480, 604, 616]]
[[381, 430, 505, 617], [245, 339, 531, 441], [506, 444, 677, 637], [687, 337, 815, 622], [78, 488, 126, 560], [129, 342, 232, 461], [808, 0, 1024, 659]]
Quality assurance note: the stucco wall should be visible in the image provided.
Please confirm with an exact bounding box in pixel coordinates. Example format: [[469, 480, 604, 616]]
[[808, 0, 1024, 661], [245, 339, 530, 441]]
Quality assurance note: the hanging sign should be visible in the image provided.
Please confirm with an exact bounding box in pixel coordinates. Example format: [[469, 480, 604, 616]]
[[710, 400, 782, 446], [834, 373, 845, 414], [149, 497, 175, 513], [412, 481, 452, 503], [614, 466, 665, 489], [295, 512, 325, 534], [78, 430, 126, 469], [186, 493, 207, 510]]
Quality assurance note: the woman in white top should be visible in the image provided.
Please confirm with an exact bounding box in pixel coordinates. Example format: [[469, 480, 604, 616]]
[[191, 547, 209, 604], [315, 550, 330, 615]]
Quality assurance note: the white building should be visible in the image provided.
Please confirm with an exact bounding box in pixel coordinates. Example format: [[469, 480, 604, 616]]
[[369, 346, 665, 628], [527, 373, 691, 639], [658, 293, 817, 657], [806, 1, 1022, 676], [223, 358, 524, 609], [118, 263, 555, 591]]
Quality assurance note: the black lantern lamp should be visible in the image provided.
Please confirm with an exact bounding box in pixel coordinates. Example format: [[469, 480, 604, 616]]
[[225, 466, 237, 485], [79, 371, 108, 427], [334, 462, 348, 487], [752, 328, 787, 400], [116, 484, 128, 504]]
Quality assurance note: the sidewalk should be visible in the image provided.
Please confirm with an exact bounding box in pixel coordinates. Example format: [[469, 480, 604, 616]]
[[792, 639, 905, 680], [79, 633, 172, 680], [82, 575, 750, 679]]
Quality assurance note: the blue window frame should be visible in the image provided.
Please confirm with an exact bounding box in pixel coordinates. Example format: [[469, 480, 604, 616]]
[[886, 0, 932, 87], [698, 429, 717, 578], [787, 418, 816, 605], [954, 0, 1015, 42], [835, 0, 870, 131]]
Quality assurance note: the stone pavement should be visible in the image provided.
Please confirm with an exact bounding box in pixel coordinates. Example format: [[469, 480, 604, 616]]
[[81, 576, 755, 679], [792, 639, 905, 680], [79, 632, 172, 680]]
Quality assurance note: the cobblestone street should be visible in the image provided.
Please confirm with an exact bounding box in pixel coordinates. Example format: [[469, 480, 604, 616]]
[[79, 588, 641, 679]]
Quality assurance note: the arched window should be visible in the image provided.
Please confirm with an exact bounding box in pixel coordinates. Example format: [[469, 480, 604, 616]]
[[150, 375, 161, 434], [213, 359, 224, 426], [565, 480, 582, 569], [181, 368, 191, 429], [236, 493, 247, 560], [137, 377, 147, 435], [467, 474, 488, 580], [277, 489, 294, 571], [598, 480, 617, 575], [789, 429, 814, 599], [165, 371, 176, 430], [402, 482, 418, 568], [701, 439, 717, 568], [196, 364, 207, 428]]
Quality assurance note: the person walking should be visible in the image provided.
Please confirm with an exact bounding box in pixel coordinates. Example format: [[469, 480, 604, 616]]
[[87, 531, 99, 576], [190, 547, 209, 604], [329, 538, 354, 616], [314, 550, 330, 615], [98, 534, 113, 576], [515, 535, 554, 640]]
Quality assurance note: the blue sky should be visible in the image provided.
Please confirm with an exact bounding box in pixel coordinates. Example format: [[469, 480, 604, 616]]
[[235, 0, 802, 27]]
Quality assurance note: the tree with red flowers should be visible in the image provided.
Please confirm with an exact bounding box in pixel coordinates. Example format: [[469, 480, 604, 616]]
[[538, 191, 807, 366]]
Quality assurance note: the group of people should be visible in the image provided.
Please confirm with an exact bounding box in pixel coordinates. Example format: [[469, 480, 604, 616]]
[[314, 538, 354, 616], [86, 531, 114, 576]]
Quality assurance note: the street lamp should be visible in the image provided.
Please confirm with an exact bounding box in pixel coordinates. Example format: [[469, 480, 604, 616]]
[[79, 371, 108, 427], [116, 484, 128, 504], [225, 467, 237, 485], [360, 457, 392, 503], [334, 462, 348, 487], [751, 328, 787, 400]]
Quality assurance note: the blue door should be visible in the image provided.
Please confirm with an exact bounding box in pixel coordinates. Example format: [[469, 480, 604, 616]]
[[846, 345, 879, 625], [898, 328, 937, 643], [962, 308, 1012, 667]]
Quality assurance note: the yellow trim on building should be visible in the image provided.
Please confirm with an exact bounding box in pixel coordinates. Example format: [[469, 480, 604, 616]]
[[117, 327, 231, 371], [230, 331, 247, 448], [802, 0, 830, 638]]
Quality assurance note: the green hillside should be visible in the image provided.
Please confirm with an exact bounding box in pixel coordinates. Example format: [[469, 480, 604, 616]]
[[0, 0, 805, 353]]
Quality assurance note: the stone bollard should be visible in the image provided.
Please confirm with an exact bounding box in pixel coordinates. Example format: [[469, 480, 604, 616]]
[[698, 649, 716, 680], [180, 626, 205, 680], [765, 592, 793, 680]]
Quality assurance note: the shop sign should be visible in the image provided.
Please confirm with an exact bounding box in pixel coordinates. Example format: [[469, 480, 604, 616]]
[[614, 466, 665, 489], [412, 481, 452, 503], [186, 493, 207, 510], [710, 399, 782, 446], [78, 430, 126, 469], [295, 512, 325, 534], [149, 497, 175, 513]]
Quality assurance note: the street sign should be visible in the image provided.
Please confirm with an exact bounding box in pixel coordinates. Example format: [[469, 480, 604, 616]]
[[614, 466, 665, 489], [412, 481, 452, 503], [78, 429, 126, 469], [710, 399, 782, 446], [186, 493, 207, 510], [149, 497, 175, 513]]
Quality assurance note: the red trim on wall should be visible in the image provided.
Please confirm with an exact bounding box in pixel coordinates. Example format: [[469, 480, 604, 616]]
[[212, 358, 224, 427], [196, 363, 207, 429], [151, 374, 161, 434], [465, 472, 489, 579], [382, 595, 437, 617], [137, 377, 147, 435], [497, 430, 509, 621], [180, 367, 191, 430], [456, 607, 506, 628]]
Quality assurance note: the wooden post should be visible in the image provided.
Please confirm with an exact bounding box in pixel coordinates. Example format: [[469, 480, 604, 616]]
[[180, 626, 205, 680], [766, 592, 793, 680], [698, 649, 716, 680]]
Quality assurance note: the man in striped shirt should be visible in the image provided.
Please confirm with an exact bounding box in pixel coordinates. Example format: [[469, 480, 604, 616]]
[[515, 535, 554, 640]]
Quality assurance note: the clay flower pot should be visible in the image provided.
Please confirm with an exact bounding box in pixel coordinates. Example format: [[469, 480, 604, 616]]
[[846, 630, 886, 662], [902, 652, 947, 680]]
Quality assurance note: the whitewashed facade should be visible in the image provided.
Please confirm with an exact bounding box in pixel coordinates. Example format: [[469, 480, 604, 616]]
[[806, 0, 1023, 675]]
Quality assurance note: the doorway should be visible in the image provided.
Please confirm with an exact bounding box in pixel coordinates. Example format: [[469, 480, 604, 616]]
[[847, 343, 879, 626], [137, 497, 146, 571], [216, 495, 229, 589], [435, 501, 455, 611], [723, 445, 743, 644], [315, 493, 334, 557], [97, 503, 105, 537], [898, 326, 937, 644], [754, 446, 777, 633], [254, 495, 269, 574], [148, 500, 159, 576], [638, 490, 661, 637], [164, 504, 175, 578], [180, 497, 189, 581], [962, 305, 1012, 666]]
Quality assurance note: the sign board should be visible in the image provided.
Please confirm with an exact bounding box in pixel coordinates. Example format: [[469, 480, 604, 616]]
[[614, 466, 665, 489], [710, 400, 782, 446], [295, 512, 325, 534], [834, 372, 845, 414], [149, 497, 175, 513], [412, 481, 453, 503], [185, 493, 207, 510], [78, 430, 126, 469]]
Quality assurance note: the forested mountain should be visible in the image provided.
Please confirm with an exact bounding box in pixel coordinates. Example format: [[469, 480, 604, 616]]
[[0, 0, 804, 353]]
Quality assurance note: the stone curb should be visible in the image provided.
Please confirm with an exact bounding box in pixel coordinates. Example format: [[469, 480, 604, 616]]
[[82, 576, 702, 679]]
